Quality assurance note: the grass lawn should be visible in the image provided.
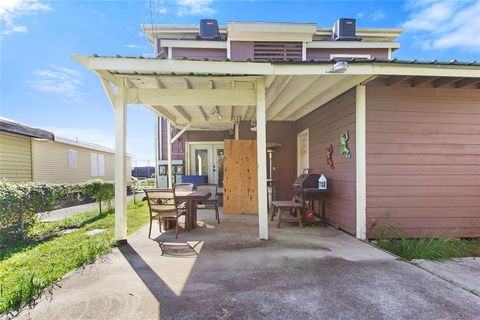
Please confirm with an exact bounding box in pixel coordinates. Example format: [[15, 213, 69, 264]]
[[375, 236, 480, 261], [0, 201, 149, 315]]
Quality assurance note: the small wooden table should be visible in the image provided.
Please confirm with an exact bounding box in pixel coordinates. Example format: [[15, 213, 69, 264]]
[[301, 188, 328, 226], [175, 191, 211, 230]]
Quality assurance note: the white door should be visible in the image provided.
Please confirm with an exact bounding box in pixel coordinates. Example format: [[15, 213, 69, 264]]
[[297, 129, 309, 175], [189, 143, 224, 189]]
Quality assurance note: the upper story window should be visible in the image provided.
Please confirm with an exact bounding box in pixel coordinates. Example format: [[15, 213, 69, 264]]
[[254, 42, 303, 61], [68, 149, 78, 169]]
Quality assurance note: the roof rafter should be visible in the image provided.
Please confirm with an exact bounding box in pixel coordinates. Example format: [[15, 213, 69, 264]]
[[434, 77, 463, 88]]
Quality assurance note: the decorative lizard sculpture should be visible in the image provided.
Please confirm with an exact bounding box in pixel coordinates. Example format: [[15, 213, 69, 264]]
[[325, 144, 334, 169], [340, 130, 352, 159]]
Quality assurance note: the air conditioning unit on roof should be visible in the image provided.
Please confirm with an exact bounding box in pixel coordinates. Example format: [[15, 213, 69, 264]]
[[196, 19, 221, 40], [332, 18, 362, 41]]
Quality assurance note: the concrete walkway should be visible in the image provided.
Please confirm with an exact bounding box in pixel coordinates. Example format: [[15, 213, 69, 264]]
[[13, 209, 480, 320]]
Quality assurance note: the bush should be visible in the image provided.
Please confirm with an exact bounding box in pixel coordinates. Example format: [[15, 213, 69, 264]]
[[81, 180, 114, 214], [0, 180, 114, 246]]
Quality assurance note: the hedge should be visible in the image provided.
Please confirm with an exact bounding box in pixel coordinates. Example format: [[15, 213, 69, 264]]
[[0, 180, 114, 246]]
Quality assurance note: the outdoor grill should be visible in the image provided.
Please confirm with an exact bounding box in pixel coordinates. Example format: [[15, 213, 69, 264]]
[[292, 173, 320, 202]]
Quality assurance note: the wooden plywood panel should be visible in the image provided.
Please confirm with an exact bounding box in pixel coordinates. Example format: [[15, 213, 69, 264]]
[[223, 139, 258, 214]]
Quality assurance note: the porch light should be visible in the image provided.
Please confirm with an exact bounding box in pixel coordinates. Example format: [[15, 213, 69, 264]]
[[326, 61, 348, 73]]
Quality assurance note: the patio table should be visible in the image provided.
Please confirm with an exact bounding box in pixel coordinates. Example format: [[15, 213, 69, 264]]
[[175, 191, 211, 230]]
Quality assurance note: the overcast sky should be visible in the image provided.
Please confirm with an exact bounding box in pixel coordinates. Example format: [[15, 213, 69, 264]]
[[1, 0, 479, 166]]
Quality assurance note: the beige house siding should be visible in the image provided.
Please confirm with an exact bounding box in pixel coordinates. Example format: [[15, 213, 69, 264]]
[[0, 132, 33, 182], [32, 140, 131, 184]]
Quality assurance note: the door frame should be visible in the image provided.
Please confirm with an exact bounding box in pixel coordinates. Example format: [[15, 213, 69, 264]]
[[186, 141, 224, 184], [297, 129, 309, 175]]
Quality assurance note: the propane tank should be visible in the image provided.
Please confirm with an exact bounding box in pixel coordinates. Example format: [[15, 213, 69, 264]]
[[318, 174, 327, 189]]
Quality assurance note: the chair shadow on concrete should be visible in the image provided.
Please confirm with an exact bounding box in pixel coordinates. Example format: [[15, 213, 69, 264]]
[[158, 241, 203, 257]]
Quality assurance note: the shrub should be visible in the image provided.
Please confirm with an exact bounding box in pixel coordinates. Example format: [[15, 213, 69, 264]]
[[81, 180, 114, 214], [0, 180, 114, 246]]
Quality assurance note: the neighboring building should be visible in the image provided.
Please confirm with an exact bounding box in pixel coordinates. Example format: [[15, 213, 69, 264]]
[[0, 118, 132, 183], [75, 18, 480, 240], [131, 166, 155, 179]]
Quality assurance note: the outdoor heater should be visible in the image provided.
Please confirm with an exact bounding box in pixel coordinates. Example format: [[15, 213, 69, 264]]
[[267, 142, 282, 210]]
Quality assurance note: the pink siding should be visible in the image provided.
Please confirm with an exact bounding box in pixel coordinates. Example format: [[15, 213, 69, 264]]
[[230, 41, 254, 61], [172, 48, 227, 60], [295, 90, 357, 234], [306, 48, 388, 61], [365, 80, 480, 238]]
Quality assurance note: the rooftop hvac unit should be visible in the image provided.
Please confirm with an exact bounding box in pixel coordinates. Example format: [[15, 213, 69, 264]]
[[196, 19, 221, 40], [332, 18, 362, 41]]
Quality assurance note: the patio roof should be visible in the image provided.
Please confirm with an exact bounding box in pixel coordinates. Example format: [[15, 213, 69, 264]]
[[72, 54, 479, 243], [72, 56, 480, 130]]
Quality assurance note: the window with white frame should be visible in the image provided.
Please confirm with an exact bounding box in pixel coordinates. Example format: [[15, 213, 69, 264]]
[[68, 150, 78, 169], [330, 54, 371, 60], [90, 153, 105, 177]]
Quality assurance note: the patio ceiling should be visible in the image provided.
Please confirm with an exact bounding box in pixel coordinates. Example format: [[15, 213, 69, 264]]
[[73, 56, 480, 130]]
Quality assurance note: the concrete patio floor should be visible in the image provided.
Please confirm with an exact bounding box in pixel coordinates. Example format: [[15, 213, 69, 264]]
[[13, 209, 480, 320]]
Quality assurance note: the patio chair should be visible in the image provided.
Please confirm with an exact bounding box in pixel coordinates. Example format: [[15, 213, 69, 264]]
[[196, 183, 220, 224], [173, 183, 194, 192], [144, 188, 185, 239]]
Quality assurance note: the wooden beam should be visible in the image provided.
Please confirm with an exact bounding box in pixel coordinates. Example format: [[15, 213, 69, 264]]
[[155, 77, 166, 88], [230, 105, 235, 121], [272, 76, 344, 120], [171, 123, 191, 143], [167, 121, 173, 189], [151, 106, 176, 123], [242, 106, 252, 120], [100, 77, 116, 109], [173, 105, 191, 122], [266, 76, 293, 109], [455, 78, 480, 88], [130, 88, 256, 106], [267, 76, 319, 119], [265, 75, 275, 89], [411, 76, 439, 87], [114, 85, 128, 242], [198, 106, 208, 121], [256, 77, 268, 240], [356, 84, 366, 240], [433, 77, 463, 88], [387, 76, 411, 86], [283, 76, 369, 121]]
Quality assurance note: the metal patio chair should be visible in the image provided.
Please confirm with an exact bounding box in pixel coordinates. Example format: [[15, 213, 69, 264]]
[[144, 188, 184, 239], [196, 183, 220, 224]]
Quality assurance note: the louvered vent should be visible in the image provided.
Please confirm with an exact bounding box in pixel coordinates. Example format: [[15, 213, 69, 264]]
[[253, 42, 302, 61]]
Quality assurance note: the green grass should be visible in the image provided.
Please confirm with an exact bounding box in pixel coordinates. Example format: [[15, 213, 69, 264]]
[[0, 201, 149, 315], [376, 236, 480, 261]]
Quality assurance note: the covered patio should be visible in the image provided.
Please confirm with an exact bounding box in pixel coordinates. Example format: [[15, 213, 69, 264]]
[[73, 56, 480, 242]]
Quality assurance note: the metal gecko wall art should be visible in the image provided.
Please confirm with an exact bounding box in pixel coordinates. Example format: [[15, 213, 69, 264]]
[[325, 144, 334, 169], [340, 130, 352, 159]]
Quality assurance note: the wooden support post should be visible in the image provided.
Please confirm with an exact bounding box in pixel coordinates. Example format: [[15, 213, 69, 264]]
[[356, 84, 367, 240], [167, 120, 173, 189], [256, 78, 268, 240], [114, 84, 128, 242]]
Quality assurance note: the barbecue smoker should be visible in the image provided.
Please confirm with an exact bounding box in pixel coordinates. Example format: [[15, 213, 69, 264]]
[[292, 172, 320, 201], [292, 171, 328, 226]]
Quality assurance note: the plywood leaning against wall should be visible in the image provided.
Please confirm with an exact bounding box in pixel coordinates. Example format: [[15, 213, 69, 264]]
[[223, 139, 258, 214]]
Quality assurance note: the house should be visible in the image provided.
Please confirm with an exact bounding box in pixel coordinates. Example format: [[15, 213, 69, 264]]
[[73, 18, 480, 242], [0, 117, 132, 184]]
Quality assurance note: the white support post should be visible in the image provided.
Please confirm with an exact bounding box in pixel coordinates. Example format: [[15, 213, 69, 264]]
[[114, 84, 128, 242], [356, 85, 367, 240], [167, 120, 173, 189], [154, 115, 160, 187], [256, 78, 268, 240]]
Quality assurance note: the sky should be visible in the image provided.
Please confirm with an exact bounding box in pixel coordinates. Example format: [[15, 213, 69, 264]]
[[1, 0, 479, 166]]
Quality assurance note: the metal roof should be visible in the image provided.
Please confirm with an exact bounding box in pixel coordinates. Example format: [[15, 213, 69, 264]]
[[89, 55, 480, 67]]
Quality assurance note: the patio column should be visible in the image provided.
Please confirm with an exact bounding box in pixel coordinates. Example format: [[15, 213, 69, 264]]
[[356, 84, 367, 240], [167, 120, 173, 189], [114, 84, 128, 242], [256, 78, 268, 240]]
